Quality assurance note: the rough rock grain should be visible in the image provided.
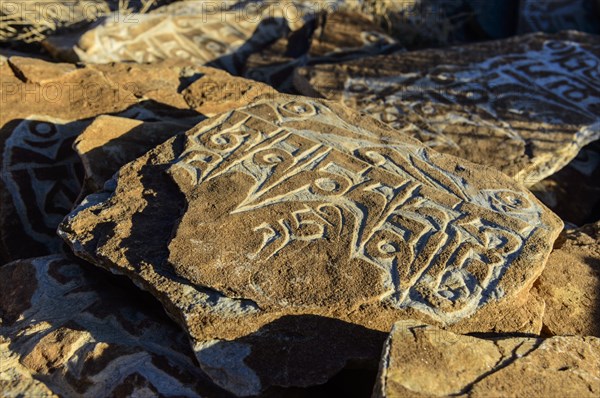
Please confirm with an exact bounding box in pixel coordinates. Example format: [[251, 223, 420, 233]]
[[0, 255, 230, 397], [60, 95, 562, 395], [374, 320, 600, 398], [0, 56, 272, 261], [294, 31, 600, 186], [535, 222, 600, 337]]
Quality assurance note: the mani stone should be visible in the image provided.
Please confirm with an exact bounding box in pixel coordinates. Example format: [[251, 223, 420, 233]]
[[59, 95, 562, 395], [373, 320, 600, 398], [0, 55, 272, 262], [534, 222, 600, 337], [518, 0, 600, 35], [0, 255, 230, 397], [294, 31, 600, 186], [42, 5, 290, 73]]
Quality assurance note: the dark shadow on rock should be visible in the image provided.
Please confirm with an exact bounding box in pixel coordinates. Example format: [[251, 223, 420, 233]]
[[585, 254, 600, 338], [0, 253, 234, 397], [0, 97, 204, 263], [207, 16, 291, 75], [197, 314, 387, 396], [264, 367, 379, 398]]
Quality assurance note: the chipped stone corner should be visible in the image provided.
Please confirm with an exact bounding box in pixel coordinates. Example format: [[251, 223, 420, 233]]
[[194, 339, 262, 397]]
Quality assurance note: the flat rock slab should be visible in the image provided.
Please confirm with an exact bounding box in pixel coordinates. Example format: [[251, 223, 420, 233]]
[[0, 255, 230, 397], [74, 116, 191, 194], [294, 31, 600, 186], [374, 320, 600, 398], [534, 222, 600, 337], [60, 95, 561, 395], [0, 56, 272, 262]]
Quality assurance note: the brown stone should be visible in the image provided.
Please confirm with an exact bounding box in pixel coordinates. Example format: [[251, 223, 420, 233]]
[[294, 31, 600, 186], [534, 222, 600, 337], [0, 56, 273, 262], [74, 116, 190, 194], [374, 320, 600, 398], [244, 10, 400, 91], [59, 95, 562, 395], [0, 255, 230, 397]]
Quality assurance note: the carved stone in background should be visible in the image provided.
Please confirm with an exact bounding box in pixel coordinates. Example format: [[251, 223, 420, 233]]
[[245, 10, 401, 91], [518, 0, 600, 35], [534, 222, 600, 337], [60, 96, 561, 396], [0, 56, 272, 262], [0, 255, 230, 397], [373, 321, 600, 398], [294, 31, 600, 186]]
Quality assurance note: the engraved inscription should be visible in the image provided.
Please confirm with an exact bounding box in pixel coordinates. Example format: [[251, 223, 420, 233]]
[[168, 99, 550, 322]]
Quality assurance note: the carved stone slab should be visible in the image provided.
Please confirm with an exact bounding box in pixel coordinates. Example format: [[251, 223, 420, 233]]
[[0, 255, 230, 397], [518, 0, 600, 34], [294, 31, 600, 186], [374, 321, 600, 397], [60, 95, 561, 395], [43, 7, 290, 73], [244, 10, 400, 91], [0, 56, 272, 262]]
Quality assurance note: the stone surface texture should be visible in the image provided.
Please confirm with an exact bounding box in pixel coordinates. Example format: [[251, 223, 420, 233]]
[[534, 222, 600, 337], [0, 56, 272, 262], [60, 95, 562, 395], [0, 255, 230, 397], [294, 31, 600, 186], [374, 320, 600, 398]]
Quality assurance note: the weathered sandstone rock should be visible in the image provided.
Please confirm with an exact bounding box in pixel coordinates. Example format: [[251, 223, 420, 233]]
[[534, 222, 600, 337], [0, 56, 272, 261], [374, 320, 600, 398], [60, 95, 562, 395], [0, 255, 230, 397], [294, 31, 600, 186]]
